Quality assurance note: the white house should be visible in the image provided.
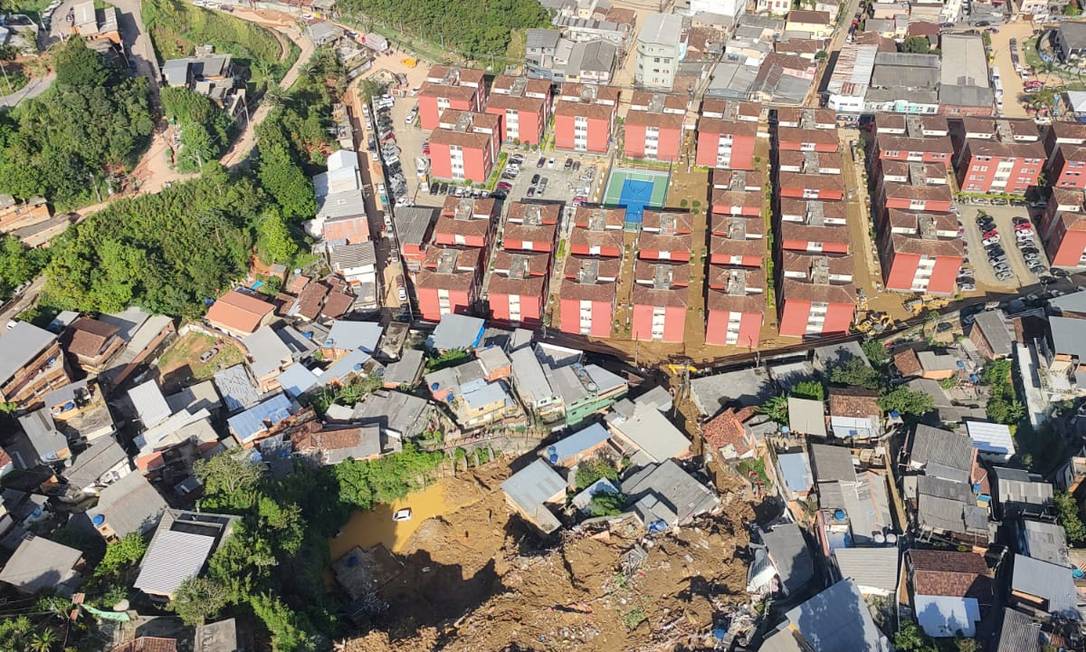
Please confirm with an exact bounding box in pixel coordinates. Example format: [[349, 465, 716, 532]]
[[966, 421, 1015, 463]]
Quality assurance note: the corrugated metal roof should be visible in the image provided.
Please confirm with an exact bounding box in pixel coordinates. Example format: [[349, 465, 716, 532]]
[[833, 547, 899, 594], [226, 394, 295, 442], [966, 421, 1015, 457], [134, 530, 216, 596], [548, 423, 609, 463], [0, 322, 56, 386]]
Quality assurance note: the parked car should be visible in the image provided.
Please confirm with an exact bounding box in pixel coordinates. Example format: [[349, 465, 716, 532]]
[[536, 156, 546, 168], [531, 173, 541, 185], [526, 186, 537, 197], [497, 181, 513, 191]]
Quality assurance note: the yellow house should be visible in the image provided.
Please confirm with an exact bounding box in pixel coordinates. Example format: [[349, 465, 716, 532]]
[[786, 10, 834, 39]]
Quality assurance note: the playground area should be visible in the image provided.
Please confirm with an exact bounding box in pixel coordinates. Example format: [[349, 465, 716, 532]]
[[602, 167, 670, 226]]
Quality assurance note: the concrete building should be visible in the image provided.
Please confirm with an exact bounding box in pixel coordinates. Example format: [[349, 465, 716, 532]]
[[554, 83, 620, 152], [485, 75, 551, 145], [434, 196, 498, 249], [706, 266, 765, 347], [429, 110, 500, 184], [879, 209, 963, 295], [695, 99, 759, 169], [825, 44, 877, 113], [558, 256, 621, 338], [635, 13, 687, 89], [0, 322, 71, 407], [873, 113, 953, 169], [955, 118, 1046, 195], [1040, 188, 1086, 267], [778, 269, 856, 337], [417, 66, 487, 130], [623, 91, 686, 162], [939, 35, 994, 117], [415, 247, 483, 322], [631, 261, 689, 343]]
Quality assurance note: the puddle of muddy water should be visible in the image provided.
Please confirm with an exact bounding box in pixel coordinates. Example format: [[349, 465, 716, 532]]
[[329, 481, 452, 559]]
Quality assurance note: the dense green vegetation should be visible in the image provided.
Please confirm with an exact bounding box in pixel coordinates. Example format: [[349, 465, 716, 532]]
[[877, 386, 934, 417], [828, 357, 882, 391], [334, 443, 446, 510], [339, 0, 550, 60], [791, 380, 824, 401], [42, 166, 260, 318], [193, 453, 348, 650], [575, 457, 620, 491], [588, 492, 625, 517], [254, 50, 344, 222], [0, 38, 153, 209], [426, 348, 472, 371], [143, 0, 294, 89], [1056, 491, 1086, 544], [161, 87, 234, 171], [0, 234, 46, 302], [982, 359, 1025, 425], [309, 373, 383, 416]]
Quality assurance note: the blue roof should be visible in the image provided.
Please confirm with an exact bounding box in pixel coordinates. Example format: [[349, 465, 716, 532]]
[[325, 320, 383, 353], [548, 423, 610, 464], [779, 452, 814, 494], [227, 393, 295, 442], [278, 363, 319, 398]]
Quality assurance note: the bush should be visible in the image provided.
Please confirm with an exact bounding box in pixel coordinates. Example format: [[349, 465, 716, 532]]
[[575, 456, 619, 490], [791, 380, 824, 401], [161, 86, 233, 171], [828, 357, 882, 390], [588, 492, 625, 517]]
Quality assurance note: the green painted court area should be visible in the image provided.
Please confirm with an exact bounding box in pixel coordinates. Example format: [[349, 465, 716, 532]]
[[602, 167, 670, 226]]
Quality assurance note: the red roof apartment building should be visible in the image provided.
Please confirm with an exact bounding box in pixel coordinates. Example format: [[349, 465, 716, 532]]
[[558, 256, 621, 338], [777, 263, 856, 338], [502, 201, 560, 253], [639, 209, 692, 262], [624, 91, 687, 162], [631, 260, 689, 343], [879, 209, 964, 294], [486, 200, 559, 326], [954, 117, 1046, 195], [710, 212, 764, 267], [570, 205, 625, 257], [429, 110, 500, 184], [781, 252, 854, 285], [705, 265, 765, 348], [1044, 121, 1086, 191], [775, 108, 838, 153], [778, 150, 843, 175], [415, 246, 483, 322], [487, 250, 551, 326], [485, 75, 551, 146], [417, 66, 487, 130], [434, 196, 497, 248], [554, 83, 620, 153], [1041, 188, 1086, 267], [872, 113, 953, 170], [777, 172, 845, 201], [878, 171, 954, 213], [695, 99, 759, 169], [780, 210, 850, 255]]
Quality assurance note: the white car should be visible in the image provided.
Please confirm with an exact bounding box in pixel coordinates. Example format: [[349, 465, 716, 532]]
[[982, 235, 1000, 246], [397, 287, 407, 302], [405, 109, 417, 125], [392, 508, 412, 521]]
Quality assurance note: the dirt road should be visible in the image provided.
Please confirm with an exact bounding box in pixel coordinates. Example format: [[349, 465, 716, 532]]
[[219, 8, 316, 167], [986, 21, 1037, 118]]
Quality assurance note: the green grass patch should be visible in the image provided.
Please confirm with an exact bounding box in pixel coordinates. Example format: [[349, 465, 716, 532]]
[[143, 0, 294, 90], [484, 151, 509, 191], [737, 458, 771, 487]]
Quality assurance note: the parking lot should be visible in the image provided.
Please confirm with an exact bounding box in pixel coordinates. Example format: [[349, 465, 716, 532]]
[[959, 204, 1052, 292]]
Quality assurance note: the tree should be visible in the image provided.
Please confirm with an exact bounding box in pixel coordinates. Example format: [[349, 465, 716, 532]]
[[195, 453, 264, 513], [161, 86, 233, 171], [878, 386, 934, 416], [94, 532, 148, 578], [893, 621, 937, 652], [28, 629, 57, 652], [54, 37, 112, 87], [1055, 491, 1086, 544], [575, 456, 619, 490], [249, 593, 318, 652], [757, 395, 790, 424], [0, 234, 46, 301], [588, 492, 625, 517], [861, 339, 890, 366], [901, 36, 933, 54], [255, 120, 316, 221], [254, 209, 299, 264], [828, 357, 882, 390], [169, 576, 230, 626], [792, 380, 824, 401]]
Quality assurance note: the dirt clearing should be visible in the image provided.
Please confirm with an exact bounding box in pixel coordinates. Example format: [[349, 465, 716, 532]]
[[342, 463, 753, 651], [155, 331, 245, 393]]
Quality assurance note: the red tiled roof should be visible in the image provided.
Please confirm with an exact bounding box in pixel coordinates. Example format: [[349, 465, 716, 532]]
[[910, 549, 991, 599], [702, 406, 757, 455], [206, 289, 274, 333], [828, 390, 881, 417]]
